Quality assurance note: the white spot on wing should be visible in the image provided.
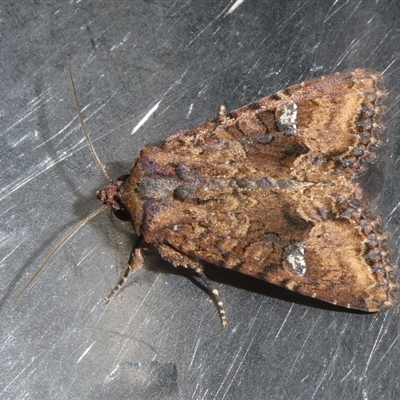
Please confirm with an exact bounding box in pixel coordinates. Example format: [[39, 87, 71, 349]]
[[277, 101, 298, 136], [286, 242, 307, 275]]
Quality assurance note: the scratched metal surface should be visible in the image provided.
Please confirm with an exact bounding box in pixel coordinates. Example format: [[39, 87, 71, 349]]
[[1, 1, 400, 399]]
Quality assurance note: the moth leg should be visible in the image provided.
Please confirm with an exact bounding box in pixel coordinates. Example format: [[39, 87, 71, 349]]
[[158, 243, 227, 326], [105, 236, 145, 302]]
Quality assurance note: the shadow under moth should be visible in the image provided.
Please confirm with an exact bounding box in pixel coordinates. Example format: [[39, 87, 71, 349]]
[[18, 67, 397, 326]]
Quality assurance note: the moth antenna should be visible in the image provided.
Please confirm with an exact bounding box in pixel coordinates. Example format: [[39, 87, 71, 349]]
[[15, 65, 115, 305], [67, 62, 113, 184], [14, 205, 109, 306]]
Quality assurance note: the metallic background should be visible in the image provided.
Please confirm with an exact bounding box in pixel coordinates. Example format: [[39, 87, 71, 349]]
[[1, 1, 400, 399]]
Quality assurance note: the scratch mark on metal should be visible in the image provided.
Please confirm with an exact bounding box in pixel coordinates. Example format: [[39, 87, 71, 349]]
[[105, 365, 120, 383], [273, 304, 294, 342], [215, 301, 264, 399], [0, 355, 38, 396], [103, 275, 162, 372], [77, 341, 96, 363], [324, 0, 347, 23], [382, 59, 396, 75], [226, 0, 244, 14], [131, 101, 161, 134], [186, 103, 194, 119], [0, 157, 66, 202], [189, 337, 201, 370], [0, 240, 23, 264], [4, 97, 53, 135], [110, 32, 132, 51], [362, 315, 391, 377]]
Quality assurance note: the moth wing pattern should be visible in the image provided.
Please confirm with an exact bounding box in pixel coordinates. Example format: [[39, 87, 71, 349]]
[[121, 69, 396, 313]]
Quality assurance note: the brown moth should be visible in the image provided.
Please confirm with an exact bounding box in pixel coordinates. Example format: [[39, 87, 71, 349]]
[[18, 67, 397, 326]]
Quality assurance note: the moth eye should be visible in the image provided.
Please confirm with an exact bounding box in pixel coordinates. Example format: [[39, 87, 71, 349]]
[[113, 208, 131, 221], [116, 174, 129, 184]]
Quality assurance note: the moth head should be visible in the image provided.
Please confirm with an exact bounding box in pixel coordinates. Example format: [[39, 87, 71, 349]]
[[97, 175, 131, 221]]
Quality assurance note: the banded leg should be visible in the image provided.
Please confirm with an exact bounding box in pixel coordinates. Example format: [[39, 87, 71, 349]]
[[105, 236, 145, 302], [158, 243, 227, 326]]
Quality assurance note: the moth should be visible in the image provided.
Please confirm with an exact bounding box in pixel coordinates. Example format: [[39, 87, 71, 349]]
[[17, 67, 397, 326]]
